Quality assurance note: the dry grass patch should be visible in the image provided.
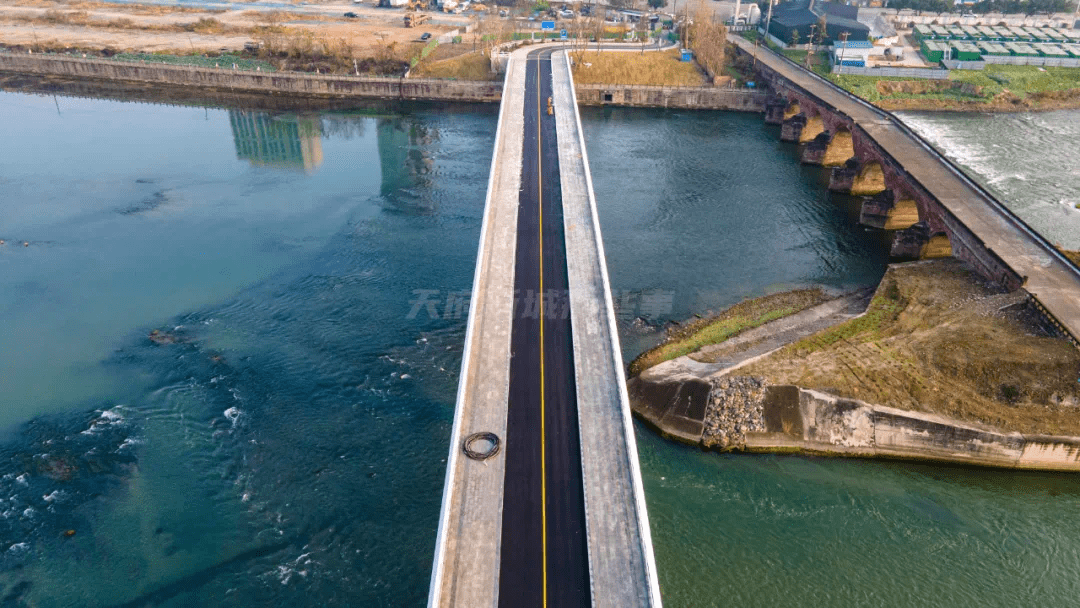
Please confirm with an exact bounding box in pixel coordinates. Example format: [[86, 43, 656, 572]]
[[742, 259, 1080, 436], [67, 1, 220, 14], [572, 49, 706, 87], [412, 51, 499, 81], [1060, 249, 1080, 267]]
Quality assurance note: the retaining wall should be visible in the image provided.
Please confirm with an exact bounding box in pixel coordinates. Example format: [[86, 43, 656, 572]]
[[981, 54, 1080, 67], [575, 83, 767, 110], [0, 52, 769, 111], [629, 372, 1080, 471], [748, 387, 1080, 471], [0, 52, 503, 102], [832, 65, 950, 79]]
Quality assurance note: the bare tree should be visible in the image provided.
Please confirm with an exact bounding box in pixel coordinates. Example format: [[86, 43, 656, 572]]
[[253, 11, 286, 57], [592, 10, 607, 54], [686, 0, 726, 82]]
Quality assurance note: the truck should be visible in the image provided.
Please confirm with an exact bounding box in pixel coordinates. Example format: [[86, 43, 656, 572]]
[[404, 12, 430, 27], [378, 0, 409, 7]]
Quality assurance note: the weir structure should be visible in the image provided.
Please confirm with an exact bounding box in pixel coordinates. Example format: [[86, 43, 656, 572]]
[[732, 36, 1080, 344], [427, 47, 662, 608]]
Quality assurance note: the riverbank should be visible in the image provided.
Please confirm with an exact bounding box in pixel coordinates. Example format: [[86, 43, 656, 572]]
[[874, 88, 1080, 113], [832, 65, 1080, 113], [629, 259, 1080, 470], [0, 52, 503, 102]]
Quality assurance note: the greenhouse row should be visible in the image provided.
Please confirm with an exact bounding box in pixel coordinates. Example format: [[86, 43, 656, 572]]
[[913, 24, 1080, 44], [919, 38, 1080, 62]]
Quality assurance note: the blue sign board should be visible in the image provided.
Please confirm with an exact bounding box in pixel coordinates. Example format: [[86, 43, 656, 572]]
[[541, 20, 555, 30], [560, 29, 567, 39]]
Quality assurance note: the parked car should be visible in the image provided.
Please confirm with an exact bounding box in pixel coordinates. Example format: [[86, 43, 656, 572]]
[[559, 9, 574, 18], [344, 11, 358, 17], [420, 32, 432, 40]]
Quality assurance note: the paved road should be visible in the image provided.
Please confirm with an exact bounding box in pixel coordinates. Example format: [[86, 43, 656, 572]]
[[498, 47, 591, 608], [731, 35, 1080, 342]]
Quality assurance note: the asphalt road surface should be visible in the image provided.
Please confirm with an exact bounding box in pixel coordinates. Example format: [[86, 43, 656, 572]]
[[498, 47, 591, 608]]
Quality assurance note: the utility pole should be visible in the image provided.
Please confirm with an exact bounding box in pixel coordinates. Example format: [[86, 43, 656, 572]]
[[837, 31, 849, 74], [806, 24, 817, 69], [764, 0, 774, 44]]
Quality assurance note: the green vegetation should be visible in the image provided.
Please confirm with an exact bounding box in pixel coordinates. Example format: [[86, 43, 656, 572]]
[[112, 52, 276, 71], [735, 30, 1080, 108], [785, 287, 905, 355], [628, 289, 828, 375], [827, 65, 1080, 104]]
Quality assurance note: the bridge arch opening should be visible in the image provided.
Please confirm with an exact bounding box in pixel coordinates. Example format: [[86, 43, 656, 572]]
[[852, 162, 886, 196], [783, 101, 801, 120], [922, 232, 953, 259], [884, 197, 920, 230], [822, 129, 855, 167], [799, 115, 825, 144]]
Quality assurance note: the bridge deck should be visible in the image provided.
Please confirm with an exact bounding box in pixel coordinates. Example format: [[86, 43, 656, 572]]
[[733, 36, 1080, 341], [429, 46, 661, 608]]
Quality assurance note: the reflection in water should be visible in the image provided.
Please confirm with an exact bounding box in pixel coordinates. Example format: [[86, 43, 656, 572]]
[[377, 118, 437, 212], [229, 111, 324, 174]]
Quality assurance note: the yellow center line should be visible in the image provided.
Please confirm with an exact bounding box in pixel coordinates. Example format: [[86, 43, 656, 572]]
[[536, 54, 548, 608]]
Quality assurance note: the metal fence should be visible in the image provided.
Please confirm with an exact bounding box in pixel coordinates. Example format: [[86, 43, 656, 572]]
[[831, 65, 950, 79], [980, 54, 1080, 67]]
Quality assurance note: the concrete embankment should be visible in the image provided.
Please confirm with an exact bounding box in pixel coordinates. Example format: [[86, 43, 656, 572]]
[[629, 261, 1080, 471], [632, 375, 1080, 471], [0, 53, 503, 102], [575, 83, 766, 111], [0, 52, 767, 111]]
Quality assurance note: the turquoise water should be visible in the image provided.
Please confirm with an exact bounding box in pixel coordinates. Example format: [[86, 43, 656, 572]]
[[0, 91, 1077, 606]]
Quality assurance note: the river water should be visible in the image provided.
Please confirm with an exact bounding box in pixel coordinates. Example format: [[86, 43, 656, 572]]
[[896, 110, 1080, 250], [1, 91, 1078, 607]]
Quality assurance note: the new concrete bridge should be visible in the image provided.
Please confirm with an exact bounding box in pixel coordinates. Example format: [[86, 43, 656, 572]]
[[732, 36, 1080, 344], [427, 46, 662, 608]]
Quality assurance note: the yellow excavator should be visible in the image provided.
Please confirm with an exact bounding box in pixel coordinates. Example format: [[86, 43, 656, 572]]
[[404, 8, 430, 27]]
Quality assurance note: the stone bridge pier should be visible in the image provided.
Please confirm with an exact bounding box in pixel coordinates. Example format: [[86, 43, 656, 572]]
[[763, 88, 994, 269]]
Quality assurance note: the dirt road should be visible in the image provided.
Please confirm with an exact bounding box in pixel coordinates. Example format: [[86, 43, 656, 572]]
[[0, 0, 469, 54]]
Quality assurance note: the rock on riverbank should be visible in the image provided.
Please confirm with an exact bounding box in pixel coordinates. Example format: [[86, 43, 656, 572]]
[[701, 376, 766, 450]]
